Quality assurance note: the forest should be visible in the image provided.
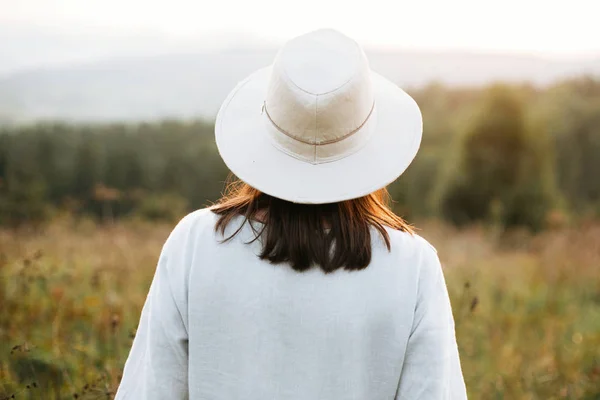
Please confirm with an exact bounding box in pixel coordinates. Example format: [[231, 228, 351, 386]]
[[1, 77, 599, 230]]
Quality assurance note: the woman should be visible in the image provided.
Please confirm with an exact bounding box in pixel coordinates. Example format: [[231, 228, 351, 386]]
[[116, 29, 467, 399]]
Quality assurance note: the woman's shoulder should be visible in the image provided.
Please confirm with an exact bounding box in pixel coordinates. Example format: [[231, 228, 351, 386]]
[[380, 227, 443, 289], [176, 207, 218, 228], [162, 208, 218, 248], [382, 226, 438, 257]]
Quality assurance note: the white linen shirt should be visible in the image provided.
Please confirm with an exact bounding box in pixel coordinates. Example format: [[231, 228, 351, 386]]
[[115, 209, 467, 399]]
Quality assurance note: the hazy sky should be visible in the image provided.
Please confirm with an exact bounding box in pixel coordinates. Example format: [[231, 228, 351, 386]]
[[1, 0, 599, 56]]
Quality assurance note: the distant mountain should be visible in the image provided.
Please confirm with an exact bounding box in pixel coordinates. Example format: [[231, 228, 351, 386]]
[[1, 48, 599, 123]]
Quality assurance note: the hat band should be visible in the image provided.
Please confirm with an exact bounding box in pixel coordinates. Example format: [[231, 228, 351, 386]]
[[262, 101, 378, 165], [262, 101, 376, 145]]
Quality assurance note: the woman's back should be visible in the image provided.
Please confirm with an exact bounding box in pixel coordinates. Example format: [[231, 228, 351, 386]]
[[116, 28, 467, 399], [116, 209, 466, 399]]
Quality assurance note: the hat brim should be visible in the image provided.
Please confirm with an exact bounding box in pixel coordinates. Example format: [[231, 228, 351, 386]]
[[215, 66, 423, 204]]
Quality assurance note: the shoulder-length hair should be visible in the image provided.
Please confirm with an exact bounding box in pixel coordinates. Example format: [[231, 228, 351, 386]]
[[211, 177, 413, 273]]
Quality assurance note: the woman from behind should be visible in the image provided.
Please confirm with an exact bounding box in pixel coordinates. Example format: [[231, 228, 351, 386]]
[[116, 29, 467, 399]]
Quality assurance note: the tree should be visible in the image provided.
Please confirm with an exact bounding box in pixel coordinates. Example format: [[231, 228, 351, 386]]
[[438, 85, 556, 230], [542, 79, 600, 213]]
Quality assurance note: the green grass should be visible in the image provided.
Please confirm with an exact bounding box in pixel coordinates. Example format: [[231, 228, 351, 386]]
[[1, 218, 599, 399]]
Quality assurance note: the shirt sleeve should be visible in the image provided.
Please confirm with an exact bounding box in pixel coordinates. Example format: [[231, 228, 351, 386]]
[[115, 216, 193, 400], [396, 241, 468, 400]]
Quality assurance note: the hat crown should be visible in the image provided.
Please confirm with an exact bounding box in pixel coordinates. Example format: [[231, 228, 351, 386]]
[[215, 29, 423, 203], [265, 29, 375, 147]]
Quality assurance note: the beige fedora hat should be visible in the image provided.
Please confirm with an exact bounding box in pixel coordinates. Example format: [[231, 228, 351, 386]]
[[215, 29, 422, 204]]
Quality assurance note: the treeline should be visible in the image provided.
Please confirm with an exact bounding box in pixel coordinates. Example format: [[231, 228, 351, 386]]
[[1, 77, 599, 229]]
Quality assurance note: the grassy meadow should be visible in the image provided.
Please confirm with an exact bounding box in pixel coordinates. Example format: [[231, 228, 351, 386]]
[[0, 217, 599, 399]]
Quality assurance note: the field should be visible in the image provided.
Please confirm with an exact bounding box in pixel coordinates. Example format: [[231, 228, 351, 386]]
[[1, 217, 599, 399]]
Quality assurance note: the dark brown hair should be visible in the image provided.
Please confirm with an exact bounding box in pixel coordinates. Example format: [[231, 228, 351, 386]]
[[211, 177, 413, 273]]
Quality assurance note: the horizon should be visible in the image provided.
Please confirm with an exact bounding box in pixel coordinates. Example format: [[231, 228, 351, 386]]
[[1, 0, 599, 123], [1, 25, 599, 77]]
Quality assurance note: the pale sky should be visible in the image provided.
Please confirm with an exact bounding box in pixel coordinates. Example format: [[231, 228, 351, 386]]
[[1, 0, 599, 56]]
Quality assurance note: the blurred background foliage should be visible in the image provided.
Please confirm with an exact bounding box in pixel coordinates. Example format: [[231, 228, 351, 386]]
[[1, 76, 600, 399], [1, 77, 599, 229]]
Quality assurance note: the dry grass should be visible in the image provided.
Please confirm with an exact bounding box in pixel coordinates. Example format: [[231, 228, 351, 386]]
[[1, 217, 599, 399]]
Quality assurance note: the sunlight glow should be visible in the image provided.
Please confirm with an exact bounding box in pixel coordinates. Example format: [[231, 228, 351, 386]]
[[1, 0, 599, 56]]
